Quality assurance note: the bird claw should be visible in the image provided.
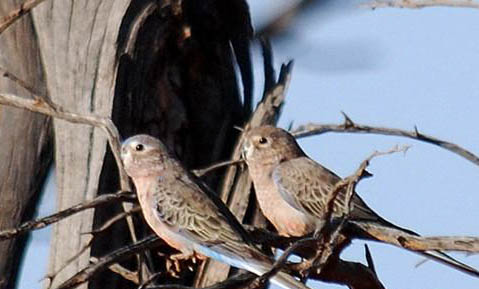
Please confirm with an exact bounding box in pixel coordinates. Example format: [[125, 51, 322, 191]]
[[165, 259, 180, 278], [167, 252, 205, 275]]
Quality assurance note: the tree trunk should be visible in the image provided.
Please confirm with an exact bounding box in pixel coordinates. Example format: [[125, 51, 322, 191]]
[[0, 1, 53, 288], [29, 1, 132, 288]]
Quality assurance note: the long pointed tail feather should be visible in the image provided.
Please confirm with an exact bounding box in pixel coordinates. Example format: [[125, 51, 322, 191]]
[[242, 262, 311, 289], [202, 246, 310, 289], [419, 250, 479, 278]]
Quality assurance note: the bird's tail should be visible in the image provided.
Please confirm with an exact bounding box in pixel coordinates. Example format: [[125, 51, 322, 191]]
[[418, 250, 479, 278], [348, 220, 479, 278], [206, 246, 310, 289], [242, 261, 311, 289]]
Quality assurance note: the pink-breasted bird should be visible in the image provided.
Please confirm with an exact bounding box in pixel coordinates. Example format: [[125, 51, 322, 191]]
[[242, 125, 479, 278], [121, 134, 310, 289]]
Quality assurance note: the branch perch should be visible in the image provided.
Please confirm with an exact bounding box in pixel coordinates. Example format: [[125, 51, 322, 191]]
[[293, 115, 479, 167], [0, 192, 134, 241]]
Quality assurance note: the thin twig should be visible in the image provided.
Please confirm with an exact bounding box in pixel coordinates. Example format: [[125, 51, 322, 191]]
[[138, 272, 164, 289], [89, 257, 140, 284], [0, 191, 134, 241], [254, 237, 316, 286], [192, 159, 244, 177], [0, 92, 131, 190], [293, 114, 479, 167], [306, 146, 409, 279], [85, 206, 142, 235], [363, 0, 479, 9], [57, 235, 161, 289], [44, 238, 94, 289], [0, 0, 50, 34], [0, 65, 38, 95]]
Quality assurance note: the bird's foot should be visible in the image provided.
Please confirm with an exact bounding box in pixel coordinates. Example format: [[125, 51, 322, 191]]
[[167, 252, 206, 274]]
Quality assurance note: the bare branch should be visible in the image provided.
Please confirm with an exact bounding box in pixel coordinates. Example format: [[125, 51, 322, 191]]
[[89, 257, 140, 284], [45, 238, 94, 289], [192, 159, 244, 177], [357, 223, 479, 253], [0, 0, 50, 35], [293, 118, 479, 167], [0, 65, 38, 95], [253, 237, 316, 287], [56, 235, 161, 289], [0, 92, 131, 190], [0, 191, 134, 241], [363, 0, 479, 9], [86, 206, 142, 235]]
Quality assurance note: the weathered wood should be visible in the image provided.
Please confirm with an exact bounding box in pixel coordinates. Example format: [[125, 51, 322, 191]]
[[28, 1, 131, 287], [0, 1, 52, 288]]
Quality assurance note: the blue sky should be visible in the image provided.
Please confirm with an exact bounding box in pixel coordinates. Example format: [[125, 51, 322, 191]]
[[18, 1, 479, 289]]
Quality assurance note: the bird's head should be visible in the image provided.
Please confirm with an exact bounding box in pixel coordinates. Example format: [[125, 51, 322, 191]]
[[242, 126, 304, 167], [121, 134, 170, 178]]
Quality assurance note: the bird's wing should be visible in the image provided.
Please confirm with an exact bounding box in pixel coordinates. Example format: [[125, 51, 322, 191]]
[[152, 176, 243, 250], [186, 171, 254, 245], [272, 157, 381, 222]]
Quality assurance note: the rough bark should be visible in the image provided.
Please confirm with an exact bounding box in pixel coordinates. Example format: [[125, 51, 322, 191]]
[[28, 0, 132, 287], [0, 1, 53, 288]]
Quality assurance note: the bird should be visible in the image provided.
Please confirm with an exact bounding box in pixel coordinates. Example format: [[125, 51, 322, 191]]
[[242, 125, 479, 277], [121, 134, 310, 289]]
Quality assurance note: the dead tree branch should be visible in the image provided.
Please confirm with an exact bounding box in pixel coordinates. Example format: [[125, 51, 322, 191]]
[[45, 238, 95, 288], [356, 223, 479, 253], [0, 191, 134, 241], [56, 235, 161, 289], [293, 114, 479, 167], [192, 159, 244, 177], [0, 0, 50, 34], [363, 0, 479, 9], [89, 257, 140, 285], [0, 65, 38, 95], [0, 92, 131, 190]]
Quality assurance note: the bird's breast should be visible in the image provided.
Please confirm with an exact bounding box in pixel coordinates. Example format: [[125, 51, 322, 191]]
[[250, 170, 315, 237]]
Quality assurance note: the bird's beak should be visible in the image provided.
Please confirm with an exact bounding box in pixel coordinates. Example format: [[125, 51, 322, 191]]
[[241, 140, 252, 161], [120, 146, 130, 162]]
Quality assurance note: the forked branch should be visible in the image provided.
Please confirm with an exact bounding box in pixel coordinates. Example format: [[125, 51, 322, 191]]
[[293, 114, 479, 167]]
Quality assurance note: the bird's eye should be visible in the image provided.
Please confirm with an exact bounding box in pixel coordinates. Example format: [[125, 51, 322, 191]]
[[135, 144, 144, 151], [258, 137, 268, 144]]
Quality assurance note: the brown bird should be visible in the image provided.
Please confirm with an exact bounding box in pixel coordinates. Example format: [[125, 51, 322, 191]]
[[242, 125, 479, 277], [121, 134, 310, 289]]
